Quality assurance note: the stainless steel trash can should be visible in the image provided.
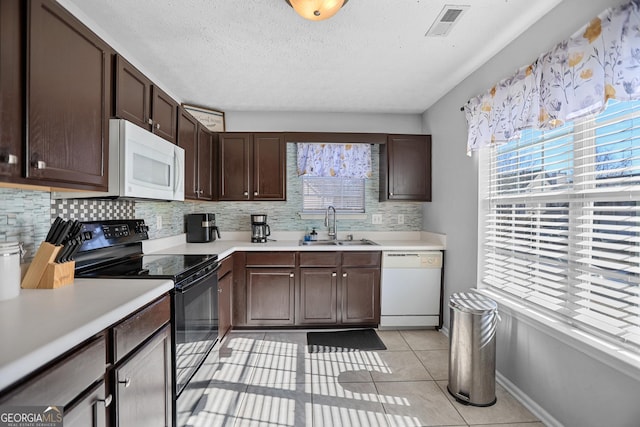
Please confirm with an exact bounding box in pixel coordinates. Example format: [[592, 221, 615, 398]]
[[447, 292, 499, 406]]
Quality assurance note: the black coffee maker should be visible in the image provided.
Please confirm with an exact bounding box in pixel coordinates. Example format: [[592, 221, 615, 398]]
[[186, 213, 221, 243], [251, 214, 270, 243]]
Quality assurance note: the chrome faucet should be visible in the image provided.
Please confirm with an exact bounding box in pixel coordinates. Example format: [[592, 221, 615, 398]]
[[325, 205, 337, 240]]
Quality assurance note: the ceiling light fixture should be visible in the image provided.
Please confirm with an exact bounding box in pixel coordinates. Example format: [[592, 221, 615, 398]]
[[285, 0, 349, 21]]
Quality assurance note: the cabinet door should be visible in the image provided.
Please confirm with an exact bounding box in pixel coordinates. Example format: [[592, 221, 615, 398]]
[[64, 381, 108, 427], [178, 109, 199, 200], [197, 126, 214, 200], [246, 268, 295, 325], [115, 325, 172, 427], [219, 133, 251, 200], [0, 0, 23, 179], [381, 135, 432, 201], [253, 133, 286, 200], [341, 267, 380, 324], [115, 55, 151, 131], [218, 271, 232, 339], [27, 0, 110, 189], [151, 86, 178, 144], [298, 268, 338, 325]]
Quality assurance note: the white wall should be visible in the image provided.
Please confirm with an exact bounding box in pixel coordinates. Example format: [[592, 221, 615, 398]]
[[422, 0, 640, 425], [225, 111, 423, 133]]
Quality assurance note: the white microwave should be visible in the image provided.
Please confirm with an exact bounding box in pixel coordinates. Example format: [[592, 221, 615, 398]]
[[55, 119, 185, 201]]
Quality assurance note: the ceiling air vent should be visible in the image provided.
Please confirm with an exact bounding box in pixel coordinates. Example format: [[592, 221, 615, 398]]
[[425, 5, 469, 37]]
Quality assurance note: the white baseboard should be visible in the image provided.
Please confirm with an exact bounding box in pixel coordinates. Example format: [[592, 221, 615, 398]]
[[495, 371, 563, 427], [440, 325, 561, 427]]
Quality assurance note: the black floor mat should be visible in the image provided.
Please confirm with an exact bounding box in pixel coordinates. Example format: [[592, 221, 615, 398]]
[[307, 329, 387, 353]]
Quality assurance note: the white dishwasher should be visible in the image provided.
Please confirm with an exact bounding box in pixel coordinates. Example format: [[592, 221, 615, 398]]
[[380, 251, 443, 328]]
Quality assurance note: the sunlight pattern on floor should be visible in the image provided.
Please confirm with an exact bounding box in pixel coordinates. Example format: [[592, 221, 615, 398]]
[[183, 330, 543, 427]]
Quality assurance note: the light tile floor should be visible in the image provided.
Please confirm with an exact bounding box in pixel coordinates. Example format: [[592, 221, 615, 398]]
[[183, 329, 544, 427]]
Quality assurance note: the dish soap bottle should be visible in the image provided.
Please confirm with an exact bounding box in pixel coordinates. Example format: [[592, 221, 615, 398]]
[[310, 228, 318, 241]]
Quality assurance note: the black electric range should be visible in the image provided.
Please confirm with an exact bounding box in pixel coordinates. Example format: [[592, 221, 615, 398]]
[[74, 219, 220, 426], [74, 219, 218, 289]]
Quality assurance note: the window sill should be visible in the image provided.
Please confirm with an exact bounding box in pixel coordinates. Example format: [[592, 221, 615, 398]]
[[477, 288, 640, 382], [298, 212, 368, 220]]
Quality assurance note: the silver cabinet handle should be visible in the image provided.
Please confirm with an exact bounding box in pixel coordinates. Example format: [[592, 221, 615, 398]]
[[289, 273, 294, 278], [155, 123, 161, 130], [1, 154, 18, 165], [98, 394, 113, 408], [389, 192, 393, 196], [244, 191, 249, 197], [254, 191, 258, 196], [342, 272, 347, 277], [147, 118, 153, 125], [32, 160, 46, 169], [332, 272, 337, 277], [119, 377, 131, 388], [218, 287, 223, 293]]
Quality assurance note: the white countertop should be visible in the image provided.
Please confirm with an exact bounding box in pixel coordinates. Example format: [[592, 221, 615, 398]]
[[145, 231, 446, 259], [0, 230, 444, 392], [0, 278, 173, 391]]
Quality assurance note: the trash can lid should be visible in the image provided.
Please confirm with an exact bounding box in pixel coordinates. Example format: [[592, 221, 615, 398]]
[[449, 292, 498, 314]]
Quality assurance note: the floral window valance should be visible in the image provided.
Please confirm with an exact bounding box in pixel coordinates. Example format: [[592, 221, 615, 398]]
[[296, 143, 372, 178], [465, 0, 640, 153]]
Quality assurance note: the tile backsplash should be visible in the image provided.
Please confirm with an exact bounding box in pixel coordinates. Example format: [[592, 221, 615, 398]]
[[0, 188, 50, 262], [51, 198, 135, 221], [1, 144, 424, 261]]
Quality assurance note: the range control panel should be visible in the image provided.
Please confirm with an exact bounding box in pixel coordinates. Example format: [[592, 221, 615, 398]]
[[78, 219, 149, 253]]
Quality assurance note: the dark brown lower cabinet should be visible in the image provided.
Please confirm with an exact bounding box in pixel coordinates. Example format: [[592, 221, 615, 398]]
[[236, 251, 381, 327], [113, 324, 172, 427], [0, 295, 172, 427], [64, 381, 108, 427], [0, 334, 108, 424], [298, 268, 338, 324], [341, 267, 380, 324], [246, 268, 295, 326]]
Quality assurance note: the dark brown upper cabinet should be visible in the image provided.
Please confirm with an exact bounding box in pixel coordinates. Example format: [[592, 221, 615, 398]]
[[178, 108, 215, 200], [0, 0, 23, 181], [380, 134, 432, 201], [197, 126, 215, 200], [178, 109, 198, 199], [218, 132, 286, 201], [115, 55, 178, 144], [26, 0, 111, 190]]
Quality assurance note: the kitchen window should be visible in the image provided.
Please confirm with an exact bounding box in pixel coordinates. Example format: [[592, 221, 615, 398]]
[[302, 176, 365, 213], [479, 99, 640, 353]]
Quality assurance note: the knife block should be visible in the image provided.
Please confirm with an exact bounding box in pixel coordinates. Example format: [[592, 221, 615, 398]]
[[21, 242, 75, 289]]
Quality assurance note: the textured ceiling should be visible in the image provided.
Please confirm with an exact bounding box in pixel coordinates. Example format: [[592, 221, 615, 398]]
[[62, 0, 561, 114]]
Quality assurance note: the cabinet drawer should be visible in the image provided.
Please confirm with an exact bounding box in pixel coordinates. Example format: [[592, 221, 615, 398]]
[[342, 251, 381, 267], [245, 251, 295, 267], [299, 251, 340, 267], [112, 295, 170, 363], [219, 255, 234, 278], [0, 333, 106, 407]]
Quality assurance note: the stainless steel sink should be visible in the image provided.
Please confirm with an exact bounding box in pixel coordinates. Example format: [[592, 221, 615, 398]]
[[299, 239, 378, 246], [336, 239, 378, 246]]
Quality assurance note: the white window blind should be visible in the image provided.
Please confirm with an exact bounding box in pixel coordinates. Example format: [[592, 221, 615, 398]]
[[481, 99, 640, 351], [302, 177, 365, 213]]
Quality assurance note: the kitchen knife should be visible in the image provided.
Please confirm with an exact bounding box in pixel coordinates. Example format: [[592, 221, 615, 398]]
[[54, 242, 71, 263], [45, 217, 63, 243], [49, 219, 68, 245], [66, 237, 84, 262], [53, 220, 73, 246]]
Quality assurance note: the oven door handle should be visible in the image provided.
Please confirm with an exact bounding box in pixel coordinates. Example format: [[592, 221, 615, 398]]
[[174, 263, 220, 294]]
